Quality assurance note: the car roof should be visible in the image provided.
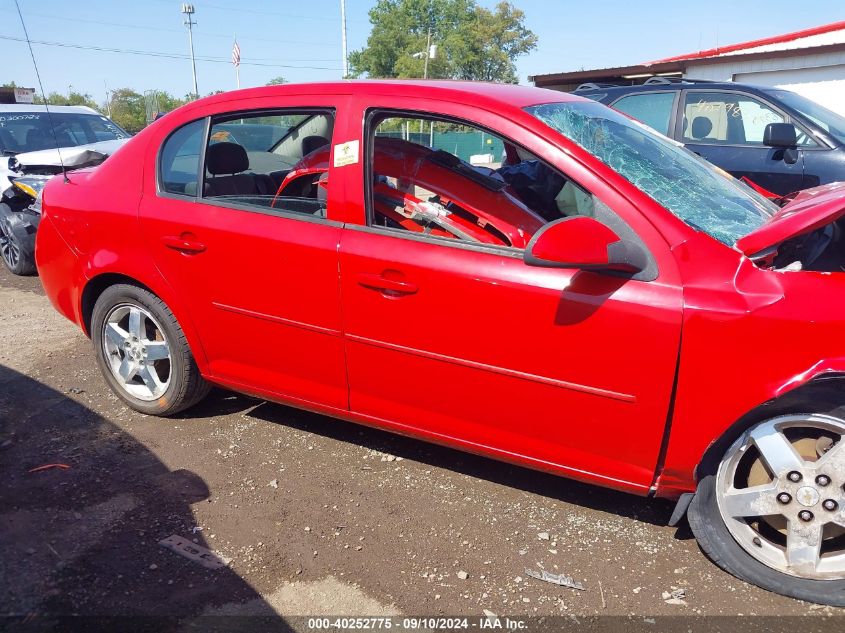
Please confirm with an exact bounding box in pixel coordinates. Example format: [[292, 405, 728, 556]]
[[577, 81, 773, 100], [0, 104, 101, 115], [192, 80, 584, 112]]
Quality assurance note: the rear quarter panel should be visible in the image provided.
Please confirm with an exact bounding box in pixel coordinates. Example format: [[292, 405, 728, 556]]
[[37, 126, 211, 370]]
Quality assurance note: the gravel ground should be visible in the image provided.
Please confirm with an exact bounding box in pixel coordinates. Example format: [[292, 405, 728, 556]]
[[1, 265, 843, 628]]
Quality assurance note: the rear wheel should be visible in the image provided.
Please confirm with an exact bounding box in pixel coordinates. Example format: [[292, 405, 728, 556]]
[[689, 413, 845, 605], [91, 284, 210, 415]]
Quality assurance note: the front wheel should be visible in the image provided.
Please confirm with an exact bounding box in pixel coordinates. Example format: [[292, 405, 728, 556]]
[[91, 284, 210, 416], [0, 205, 36, 275], [688, 413, 845, 606]]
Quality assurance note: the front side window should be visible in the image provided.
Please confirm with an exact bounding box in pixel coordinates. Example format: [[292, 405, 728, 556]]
[[526, 101, 778, 245], [682, 91, 788, 146], [365, 113, 610, 252], [202, 110, 335, 217], [612, 92, 675, 136]]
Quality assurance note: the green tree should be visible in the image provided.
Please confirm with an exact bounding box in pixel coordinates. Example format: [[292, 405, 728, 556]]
[[34, 90, 100, 110], [107, 88, 146, 133], [266, 76, 287, 86], [349, 0, 536, 83], [450, 3, 537, 82], [157, 92, 187, 113]]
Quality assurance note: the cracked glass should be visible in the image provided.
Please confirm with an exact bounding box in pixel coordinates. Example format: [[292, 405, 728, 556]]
[[526, 101, 777, 245]]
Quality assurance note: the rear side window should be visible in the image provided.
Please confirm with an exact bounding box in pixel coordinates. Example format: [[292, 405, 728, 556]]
[[202, 109, 335, 218], [612, 93, 675, 136], [159, 119, 205, 196]]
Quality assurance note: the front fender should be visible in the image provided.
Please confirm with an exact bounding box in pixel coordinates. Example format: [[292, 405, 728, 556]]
[[654, 244, 845, 499]]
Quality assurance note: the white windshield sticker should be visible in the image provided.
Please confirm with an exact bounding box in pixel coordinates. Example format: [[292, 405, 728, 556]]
[[333, 140, 359, 167]]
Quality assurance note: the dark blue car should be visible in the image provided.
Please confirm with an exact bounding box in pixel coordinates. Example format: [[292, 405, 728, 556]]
[[576, 78, 845, 197]]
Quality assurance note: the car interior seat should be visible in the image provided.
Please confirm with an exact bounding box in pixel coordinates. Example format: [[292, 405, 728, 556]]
[[204, 142, 273, 197], [690, 116, 714, 141]]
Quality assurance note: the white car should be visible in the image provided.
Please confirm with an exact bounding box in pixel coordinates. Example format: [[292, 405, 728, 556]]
[[0, 104, 129, 274]]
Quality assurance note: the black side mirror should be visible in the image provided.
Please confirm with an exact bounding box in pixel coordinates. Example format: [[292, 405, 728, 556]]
[[763, 123, 797, 148]]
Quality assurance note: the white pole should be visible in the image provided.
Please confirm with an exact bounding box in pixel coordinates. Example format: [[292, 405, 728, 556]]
[[423, 28, 431, 79], [182, 5, 199, 99], [340, 0, 348, 78], [188, 24, 198, 98], [234, 34, 240, 89]]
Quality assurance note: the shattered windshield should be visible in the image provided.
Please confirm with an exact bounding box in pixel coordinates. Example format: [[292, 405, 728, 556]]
[[525, 101, 777, 245]]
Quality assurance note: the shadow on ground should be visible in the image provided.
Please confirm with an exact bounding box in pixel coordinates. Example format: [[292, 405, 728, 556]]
[[0, 364, 272, 627], [246, 400, 678, 530]]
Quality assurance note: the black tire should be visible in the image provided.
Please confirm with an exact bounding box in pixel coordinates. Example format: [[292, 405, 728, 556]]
[[91, 283, 210, 416], [688, 412, 845, 607], [0, 204, 36, 276]]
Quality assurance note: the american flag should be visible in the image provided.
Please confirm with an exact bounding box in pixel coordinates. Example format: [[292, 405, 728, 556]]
[[232, 40, 241, 67]]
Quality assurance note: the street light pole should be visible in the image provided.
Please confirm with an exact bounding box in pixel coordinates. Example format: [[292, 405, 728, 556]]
[[181, 4, 199, 99], [340, 0, 349, 78]]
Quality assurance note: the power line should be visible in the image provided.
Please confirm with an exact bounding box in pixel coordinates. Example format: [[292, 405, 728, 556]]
[[145, 0, 368, 24], [21, 11, 332, 49], [0, 34, 343, 70]]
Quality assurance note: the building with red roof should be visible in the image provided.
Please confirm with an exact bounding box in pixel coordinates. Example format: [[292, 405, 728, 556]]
[[531, 20, 845, 114]]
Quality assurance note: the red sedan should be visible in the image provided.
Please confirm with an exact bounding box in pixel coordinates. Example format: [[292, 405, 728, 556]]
[[36, 81, 845, 605]]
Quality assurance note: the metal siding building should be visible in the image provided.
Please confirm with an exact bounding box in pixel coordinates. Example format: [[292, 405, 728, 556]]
[[531, 21, 845, 115]]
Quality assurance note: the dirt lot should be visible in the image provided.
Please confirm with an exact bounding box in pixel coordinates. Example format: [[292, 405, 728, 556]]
[[1, 265, 842, 627]]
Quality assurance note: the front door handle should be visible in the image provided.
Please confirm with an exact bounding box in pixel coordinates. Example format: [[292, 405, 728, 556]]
[[162, 234, 206, 254], [356, 272, 418, 296]]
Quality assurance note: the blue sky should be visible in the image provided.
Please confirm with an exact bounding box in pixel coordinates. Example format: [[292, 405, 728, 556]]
[[2, 0, 844, 101]]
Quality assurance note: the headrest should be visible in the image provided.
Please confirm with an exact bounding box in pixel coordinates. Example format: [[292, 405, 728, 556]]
[[691, 116, 713, 140], [302, 135, 330, 156], [207, 142, 249, 175]]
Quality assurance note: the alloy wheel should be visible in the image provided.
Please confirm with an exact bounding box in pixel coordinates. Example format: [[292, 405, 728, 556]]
[[717, 414, 845, 580], [101, 303, 172, 401], [0, 222, 19, 270]]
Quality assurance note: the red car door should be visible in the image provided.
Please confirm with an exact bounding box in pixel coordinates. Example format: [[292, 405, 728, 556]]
[[139, 99, 348, 409], [337, 100, 684, 491]]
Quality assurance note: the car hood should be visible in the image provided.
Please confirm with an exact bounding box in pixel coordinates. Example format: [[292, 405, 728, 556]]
[[10, 138, 128, 170], [736, 182, 845, 257]]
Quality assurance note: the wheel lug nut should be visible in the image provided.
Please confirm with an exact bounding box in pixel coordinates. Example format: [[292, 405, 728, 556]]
[[816, 475, 831, 487], [798, 510, 814, 522], [823, 499, 838, 511], [777, 492, 792, 504], [787, 471, 802, 483]]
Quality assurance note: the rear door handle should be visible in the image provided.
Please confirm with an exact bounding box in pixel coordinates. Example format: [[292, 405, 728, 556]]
[[356, 272, 418, 296], [162, 234, 206, 254]]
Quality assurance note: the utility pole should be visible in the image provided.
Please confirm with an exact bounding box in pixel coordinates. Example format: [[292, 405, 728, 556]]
[[104, 81, 111, 117], [340, 0, 348, 78], [423, 0, 435, 79], [181, 4, 199, 100], [423, 29, 431, 79]]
